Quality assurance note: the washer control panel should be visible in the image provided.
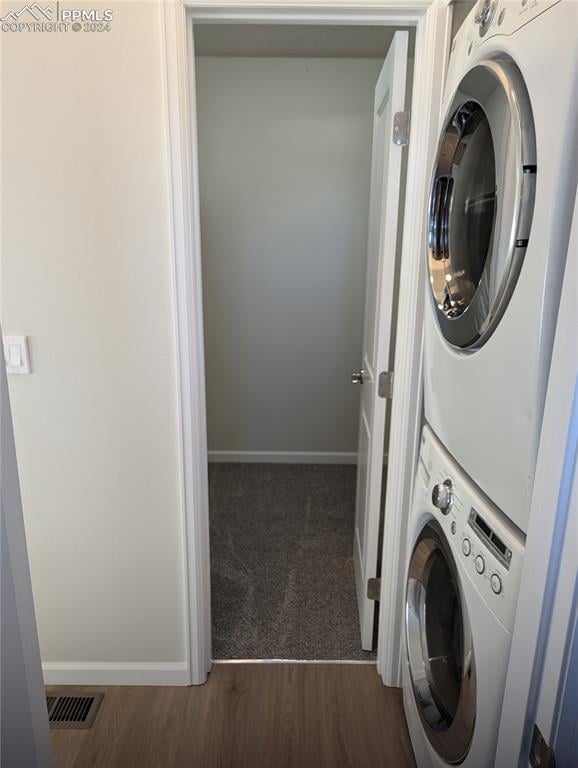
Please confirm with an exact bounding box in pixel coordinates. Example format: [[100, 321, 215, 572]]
[[419, 425, 525, 632]]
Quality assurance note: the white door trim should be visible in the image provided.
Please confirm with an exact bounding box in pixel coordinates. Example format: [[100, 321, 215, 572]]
[[161, 0, 450, 686], [161, 0, 212, 686]]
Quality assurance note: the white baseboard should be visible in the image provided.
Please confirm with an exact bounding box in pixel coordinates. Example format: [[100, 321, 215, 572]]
[[42, 662, 190, 687], [208, 451, 357, 465]]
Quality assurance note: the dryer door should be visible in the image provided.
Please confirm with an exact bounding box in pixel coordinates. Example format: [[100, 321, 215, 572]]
[[427, 56, 536, 349], [406, 519, 476, 763]]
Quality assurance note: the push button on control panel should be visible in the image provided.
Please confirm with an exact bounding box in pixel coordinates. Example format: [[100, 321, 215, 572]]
[[462, 538, 471, 556], [491, 573, 503, 595], [475, 554, 485, 574]]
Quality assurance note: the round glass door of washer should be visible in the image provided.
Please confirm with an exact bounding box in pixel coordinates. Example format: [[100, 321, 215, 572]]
[[427, 57, 536, 349], [405, 520, 476, 764]]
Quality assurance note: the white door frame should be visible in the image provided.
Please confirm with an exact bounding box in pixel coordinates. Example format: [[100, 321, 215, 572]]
[[495, 189, 578, 767], [160, 0, 452, 686]]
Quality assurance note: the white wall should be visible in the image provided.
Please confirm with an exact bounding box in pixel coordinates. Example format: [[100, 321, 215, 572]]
[[1, 1, 187, 676], [196, 57, 382, 458]]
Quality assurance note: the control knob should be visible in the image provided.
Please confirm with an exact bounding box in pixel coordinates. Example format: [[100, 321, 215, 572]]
[[474, 0, 497, 35], [474, 0, 491, 24], [432, 479, 453, 514]]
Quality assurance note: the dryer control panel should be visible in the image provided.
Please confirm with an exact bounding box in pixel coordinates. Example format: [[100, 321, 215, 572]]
[[446, 0, 563, 98], [471, 0, 562, 39], [418, 425, 526, 632]]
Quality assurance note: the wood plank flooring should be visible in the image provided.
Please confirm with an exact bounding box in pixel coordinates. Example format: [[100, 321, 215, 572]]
[[48, 663, 416, 768]]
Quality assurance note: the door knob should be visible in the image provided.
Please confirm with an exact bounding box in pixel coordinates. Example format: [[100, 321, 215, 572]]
[[351, 369, 367, 384]]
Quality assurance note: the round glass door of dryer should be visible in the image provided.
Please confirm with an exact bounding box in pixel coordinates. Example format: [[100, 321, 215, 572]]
[[427, 57, 536, 349], [405, 520, 476, 764]]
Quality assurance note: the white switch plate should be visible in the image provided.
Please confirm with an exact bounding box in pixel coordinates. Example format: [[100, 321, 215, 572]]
[[3, 336, 31, 375]]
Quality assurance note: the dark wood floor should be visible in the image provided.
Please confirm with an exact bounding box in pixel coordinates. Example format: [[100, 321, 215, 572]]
[[48, 663, 416, 768]]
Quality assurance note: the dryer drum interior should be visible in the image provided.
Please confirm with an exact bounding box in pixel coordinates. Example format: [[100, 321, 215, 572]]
[[427, 56, 537, 350], [406, 520, 476, 764]]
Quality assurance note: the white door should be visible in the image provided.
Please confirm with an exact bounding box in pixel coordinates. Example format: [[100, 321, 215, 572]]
[[353, 31, 409, 650]]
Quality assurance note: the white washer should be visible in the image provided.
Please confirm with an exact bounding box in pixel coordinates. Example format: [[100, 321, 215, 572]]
[[403, 426, 525, 767], [423, 0, 578, 534]]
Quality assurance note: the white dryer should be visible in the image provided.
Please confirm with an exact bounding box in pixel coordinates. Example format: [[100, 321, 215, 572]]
[[403, 426, 525, 767], [423, 0, 578, 533]]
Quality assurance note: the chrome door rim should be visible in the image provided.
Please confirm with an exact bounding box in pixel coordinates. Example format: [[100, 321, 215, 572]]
[[406, 519, 476, 764], [427, 56, 536, 350]]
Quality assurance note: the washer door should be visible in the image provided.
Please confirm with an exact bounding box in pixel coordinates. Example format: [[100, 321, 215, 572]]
[[406, 520, 476, 764], [427, 56, 536, 349]]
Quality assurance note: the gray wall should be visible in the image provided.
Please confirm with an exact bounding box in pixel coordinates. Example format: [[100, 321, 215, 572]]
[[196, 57, 383, 456]]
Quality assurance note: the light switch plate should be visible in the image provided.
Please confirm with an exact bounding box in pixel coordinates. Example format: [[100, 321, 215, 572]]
[[3, 336, 31, 375]]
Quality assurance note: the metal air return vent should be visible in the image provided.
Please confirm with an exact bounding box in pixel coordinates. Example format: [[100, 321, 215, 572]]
[[46, 693, 104, 729]]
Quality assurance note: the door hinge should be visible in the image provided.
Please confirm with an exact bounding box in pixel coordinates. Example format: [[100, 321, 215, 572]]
[[367, 578, 381, 601], [393, 111, 410, 146], [378, 371, 394, 399], [529, 725, 556, 768]]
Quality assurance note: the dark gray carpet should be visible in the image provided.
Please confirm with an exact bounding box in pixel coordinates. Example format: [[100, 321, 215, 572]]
[[209, 463, 377, 661]]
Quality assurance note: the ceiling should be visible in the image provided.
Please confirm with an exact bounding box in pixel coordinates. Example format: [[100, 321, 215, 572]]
[[194, 24, 415, 59]]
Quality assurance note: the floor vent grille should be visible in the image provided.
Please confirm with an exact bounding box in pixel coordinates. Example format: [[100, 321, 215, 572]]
[[46, 693, 103, 729]]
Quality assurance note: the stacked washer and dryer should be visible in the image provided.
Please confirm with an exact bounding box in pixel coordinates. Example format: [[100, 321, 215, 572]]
[[403, 1, 578, 766]]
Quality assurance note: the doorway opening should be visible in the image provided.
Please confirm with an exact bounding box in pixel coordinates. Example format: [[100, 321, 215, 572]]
[[193, 22, 415, 661]]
